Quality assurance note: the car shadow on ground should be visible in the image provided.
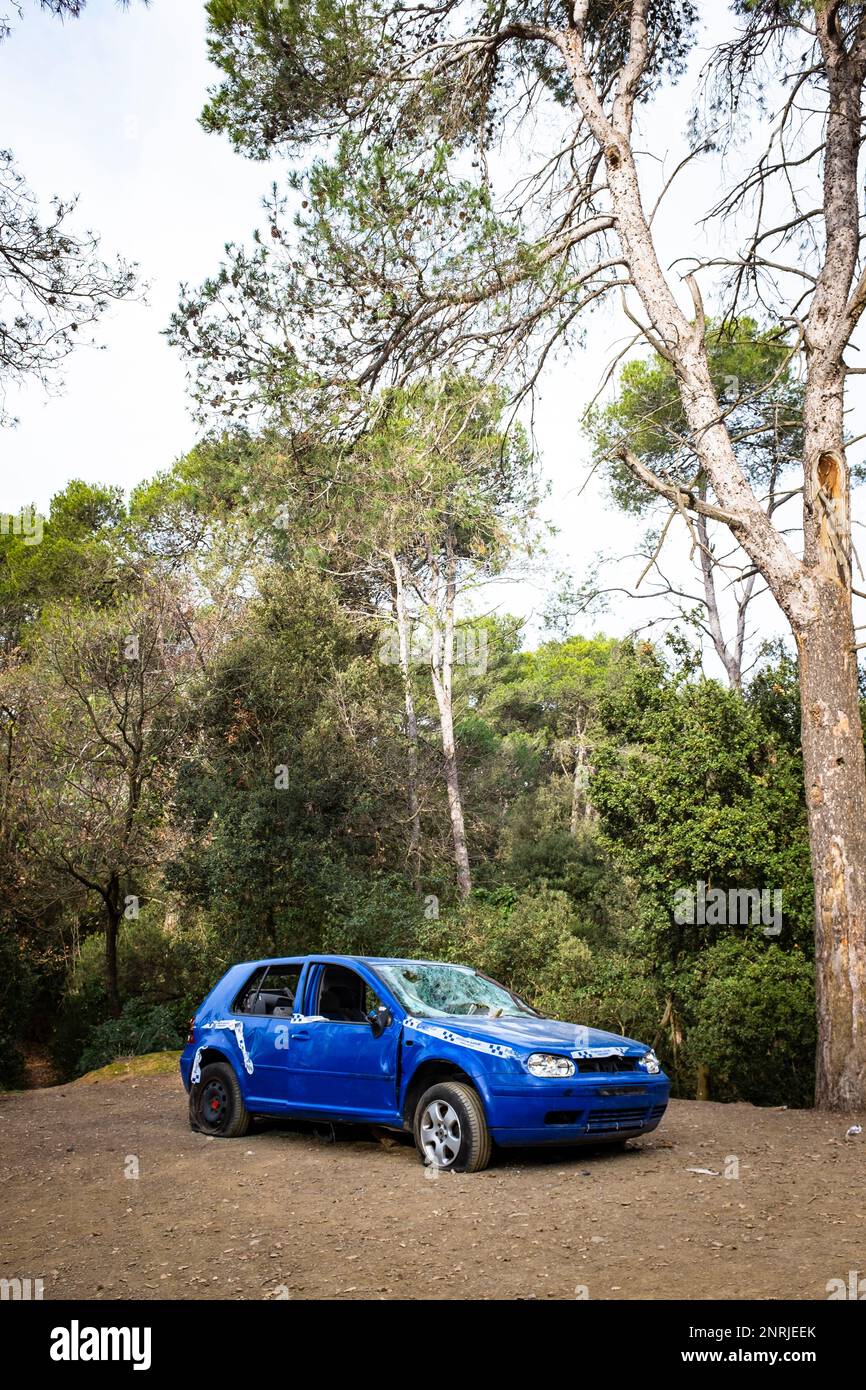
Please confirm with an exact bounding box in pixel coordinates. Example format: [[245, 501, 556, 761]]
[[251, 1114, 647, 1169]]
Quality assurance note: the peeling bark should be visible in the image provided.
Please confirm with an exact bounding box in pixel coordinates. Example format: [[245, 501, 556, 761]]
[[797, 584, 866, 1109]]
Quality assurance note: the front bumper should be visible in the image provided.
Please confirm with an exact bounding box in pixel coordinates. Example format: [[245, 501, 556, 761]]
[[482, 1073, 670, 1146]]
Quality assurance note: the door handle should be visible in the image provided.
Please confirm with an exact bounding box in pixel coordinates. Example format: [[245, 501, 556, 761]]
[[291, 1031, 310, 1041]]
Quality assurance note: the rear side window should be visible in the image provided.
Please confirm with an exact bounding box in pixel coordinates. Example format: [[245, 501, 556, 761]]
[[233, 965, 302, 1016], [233, 969, 266, 1014]]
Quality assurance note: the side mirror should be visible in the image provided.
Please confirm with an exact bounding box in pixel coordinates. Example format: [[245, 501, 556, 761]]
[[369, 1004, 392, 1037]]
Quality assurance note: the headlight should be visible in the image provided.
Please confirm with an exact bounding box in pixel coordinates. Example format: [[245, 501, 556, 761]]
[[639, 1049, 661, 1074], [526, 1053, 575, 1078]]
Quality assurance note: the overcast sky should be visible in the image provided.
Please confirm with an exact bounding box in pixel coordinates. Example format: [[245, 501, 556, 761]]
[[2, 1, 856, 670]]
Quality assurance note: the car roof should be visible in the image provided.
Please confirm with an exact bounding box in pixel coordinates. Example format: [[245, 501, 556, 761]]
[[232, 954, 466, 971]]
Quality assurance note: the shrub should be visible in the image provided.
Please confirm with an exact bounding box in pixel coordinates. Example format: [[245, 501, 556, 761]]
[[87, 905, 221, 1004], [52, 905, 221, 1079], [75, 1000, 184, 1076], [0, 929, 38, 1089], [414, 886, 662, 1042], [417, 886, 584, 995], [544, 947, 662, 1045], [319, 875, 424, 958], [680, 938, 816, 1107]]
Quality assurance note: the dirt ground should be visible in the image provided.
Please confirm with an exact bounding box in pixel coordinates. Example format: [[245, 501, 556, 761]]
[[1, 1068, 864, 1301]]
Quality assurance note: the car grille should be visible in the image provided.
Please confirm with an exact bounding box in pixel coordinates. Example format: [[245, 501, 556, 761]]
[[543, 1100, 667, 1131], [586, 1105, 652, 1132], [575, 1056, 640, 1073], [595, 1084, 648, 1096]]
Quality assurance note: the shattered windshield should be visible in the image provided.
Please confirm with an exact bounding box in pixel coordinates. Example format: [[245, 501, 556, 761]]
[[373, 962, 536, 1020]]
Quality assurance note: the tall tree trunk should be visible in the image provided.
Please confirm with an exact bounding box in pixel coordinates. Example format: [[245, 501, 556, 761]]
[[696, 505, 743, 690], [796, 584, 866, 1109], [430, 535, 472, 900], [567, 9, 866, 1107], [570, 709, 592, 834], [732, 572, 757, 688], [434, 683, 472, 900], [798, 126, 865, 1106], [390, 554, 422, 894], [104, 874, 122, 1018]]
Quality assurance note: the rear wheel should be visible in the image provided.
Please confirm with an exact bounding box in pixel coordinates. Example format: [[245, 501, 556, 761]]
[[189, 1061, 251, 1138], [413, 1081, 492, 1173]]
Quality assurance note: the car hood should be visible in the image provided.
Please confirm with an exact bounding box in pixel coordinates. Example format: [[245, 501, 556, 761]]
[[403, 1013, 648, 1058]]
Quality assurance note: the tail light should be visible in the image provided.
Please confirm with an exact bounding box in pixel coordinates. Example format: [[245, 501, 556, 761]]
[[186, 1017, 196, 1044]]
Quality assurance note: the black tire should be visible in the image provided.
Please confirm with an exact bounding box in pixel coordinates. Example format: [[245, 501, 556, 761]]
[[189, 1061, 251, 1138], [413, 1080, 492, 1173]]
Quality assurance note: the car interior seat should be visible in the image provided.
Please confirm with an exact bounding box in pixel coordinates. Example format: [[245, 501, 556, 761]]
[[320, 981, 367, 1022]]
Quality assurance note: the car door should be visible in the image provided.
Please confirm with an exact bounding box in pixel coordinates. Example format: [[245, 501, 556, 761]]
[[233, 963, 304, 1109], [290, 963, 401, 1122]]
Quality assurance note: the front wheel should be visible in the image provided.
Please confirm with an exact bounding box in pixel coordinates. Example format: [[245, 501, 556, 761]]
[[413, 1081, 492, 1173], [189, 1061, 251, 1138]]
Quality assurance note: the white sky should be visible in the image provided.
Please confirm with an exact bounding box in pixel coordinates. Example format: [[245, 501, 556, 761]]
[[0, 0, 268, 509], [2, 1, 858, 673]]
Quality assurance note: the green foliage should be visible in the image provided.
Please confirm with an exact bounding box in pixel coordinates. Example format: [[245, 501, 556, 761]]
[[417, 886, 586, 995], [164, 564, 410, 952], [0, 480, 128, 647], [679, 938, 816, 1107], [202, 1, 699, 158], [75, 1000, 184, 1077], [0, 418, 824, 1108], [202, 1, 389, 156], [549, 948, 662, 1048], [318, 876, 426, 958], [417, 886, 662, 1043], [0, 1026, 26, 1091], [11, 577, 199, 1022], [581, 643, 818, 1102], [497, 804, 636, 948], [51, 972, 112, 1080], [588, 318, 804, 514], [0, 930, 38, 1089], [173, 2, 701, 419], [591, 646, 813, 956], [50, 907, 220, 1078]]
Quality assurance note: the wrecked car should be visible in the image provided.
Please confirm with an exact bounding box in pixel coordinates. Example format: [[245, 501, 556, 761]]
[[180, 955, 669, 1172]]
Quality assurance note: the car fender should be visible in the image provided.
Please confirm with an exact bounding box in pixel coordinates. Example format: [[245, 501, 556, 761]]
[[399, 1023, 502, 1118], [188, 1023, 253, 1088]]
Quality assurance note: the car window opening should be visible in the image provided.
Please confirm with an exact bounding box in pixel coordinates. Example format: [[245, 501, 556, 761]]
[[317, 965, 374, 1023], [233, 964, 301, 1017], [373, 961, 536, 1020]]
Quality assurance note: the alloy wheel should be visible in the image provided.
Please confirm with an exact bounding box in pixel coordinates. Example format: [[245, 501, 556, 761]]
[[419, 1099, 462, 1168]]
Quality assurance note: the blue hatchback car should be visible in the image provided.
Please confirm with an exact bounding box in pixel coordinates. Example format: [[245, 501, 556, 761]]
[[180, 955, 669, 1172]]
